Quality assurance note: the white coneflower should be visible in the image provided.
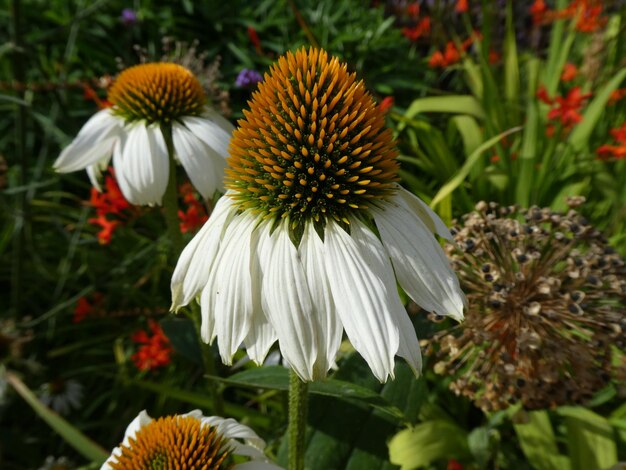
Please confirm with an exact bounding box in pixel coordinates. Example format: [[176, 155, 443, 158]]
[[54, 62, 233, 206], [171, 47, 465, 382], [102, 410, 282, 469], [38, 378, 83, 415]]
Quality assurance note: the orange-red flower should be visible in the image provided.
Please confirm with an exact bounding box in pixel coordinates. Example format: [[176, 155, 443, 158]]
[[560, 63, 577, 82], [178, 182, 208, 234], [596, 122, 626, 160], [131, 320, 173, 371], [90, 171, 130, 217], [82, 84, 111, 109], [608, 88, 626, 106], [73, 293, 104, 323], [379, 96, 394, 114], [529, 0, 549, 25], [88, 214, 120, 244], [538, 86, 591, 130], [428, 50, 446, 68], [547, 87, 591, 127], [565, 0, 606, 32], [406, 2, 419, 18], [455, 0, 469, 13], [402, 17, 430, 41]]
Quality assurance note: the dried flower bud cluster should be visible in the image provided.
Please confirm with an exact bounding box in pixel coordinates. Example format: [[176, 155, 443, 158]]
[[429, 200, 626, 411]]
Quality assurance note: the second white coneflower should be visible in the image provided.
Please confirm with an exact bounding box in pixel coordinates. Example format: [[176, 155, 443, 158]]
[[54, 62, 233, 206], [171, 47, 465, 382]]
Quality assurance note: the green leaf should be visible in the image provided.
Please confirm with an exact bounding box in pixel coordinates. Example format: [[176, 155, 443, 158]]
[[430, 126, 522, 208], [160, 317, 203, 365], [568, 68, 626, 151], [6, 371, 108, 463], [451, 115, 482, 157], [557, 406, 618, 470], [124, 377, 271, 427], [399, 95, 485, 132], [513, 410, 571, 470], [223, 366, 405, 420], [388, 420, 470, 469]]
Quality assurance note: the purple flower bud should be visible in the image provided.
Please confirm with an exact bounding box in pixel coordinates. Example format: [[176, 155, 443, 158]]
[[235, 69, 263, 88], [120, 8, 138, 26]]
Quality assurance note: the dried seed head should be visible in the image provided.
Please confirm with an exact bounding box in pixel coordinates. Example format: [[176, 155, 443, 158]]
[[428, 202, 626, 411]]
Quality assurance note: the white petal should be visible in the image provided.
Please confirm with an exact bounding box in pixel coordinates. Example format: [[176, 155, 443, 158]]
[[209, 212, 259, 364], [184, 114, 233, 158], [173, 121, 226, 197], [396, 186, 452, 240], [234, 462, 285, 470], [299, 222, 342, 377], [324, 220, 400, 382], [111, 136, 139, 204], [244, 222, 278, 364], [373, 197, 465, 321], [86, 158, 110, 191], [119, 124, 169, 205], [258, 221, 318, 381], [201, 416, 267, 460], [171, 193, 238, 309], [54, 109, 121, 173]]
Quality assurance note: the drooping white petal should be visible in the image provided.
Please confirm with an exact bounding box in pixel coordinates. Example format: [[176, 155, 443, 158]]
[[373, 196, 465, 321], [299, 222, 342, 377], [324, 219, 400, 382], [171, 193, 238, 309], [111, 135, 140, 205], [395, 186, 452, 240], [118, 124, 169, 205], [86, 158, 110, 191], [244, 222, 278, 364], [184, 114, 233, 158], [208, 212, 259, 364], [258, 220, 318, 381], [54, 109, 121, 173], [173, 121, 226, 197]]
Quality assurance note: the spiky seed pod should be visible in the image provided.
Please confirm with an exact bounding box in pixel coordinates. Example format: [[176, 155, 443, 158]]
[[109, 416, 230, 469], [226, 47, 399, 230], [429, 200, 626, 411], [108, 63, 206, 124]]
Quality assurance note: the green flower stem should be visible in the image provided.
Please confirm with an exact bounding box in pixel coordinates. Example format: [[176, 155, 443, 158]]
[[288, 370, 309, 470], [160, 124, 184, 257], [190, 303, 225, 416], [160, 124, 224, 416]]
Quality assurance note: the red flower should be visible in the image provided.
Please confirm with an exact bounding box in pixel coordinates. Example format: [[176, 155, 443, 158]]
[[428, 50, 445, 68], [247, 26, 261, 49], [488, 49, 501, 64], [82, 84, 111, 109], [178, 183, 208, 234], [131, 320, 173, 372], [73, 293, 104, 323], [379, 96, 394, 113], [560, 63, 577, 82], [596, 122, 626, 160], [90, 172, 130, 217], [566, 0, 606, 32], [443, 41, 461, 66], [547, 87, 591, 128], [402, 17, 430, 41], [529, 0, 549, 25], [536, 85, 552, 105], [88, 214, 120, 245], [608, 88, 626, 106], [455, 0, 469, 13], [447, 460, 464, 470], [179, 204, 208, 234], [406, 2, 419, 18]]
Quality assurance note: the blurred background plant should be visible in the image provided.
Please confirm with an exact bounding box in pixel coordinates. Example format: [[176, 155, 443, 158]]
[[1, 0, 625, 469]]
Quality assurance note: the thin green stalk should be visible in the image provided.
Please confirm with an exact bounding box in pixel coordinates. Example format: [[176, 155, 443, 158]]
[[189, 303, 225, 416], [288, 370, 308, 470], [160, 124, 184, 257], [160, 124, 225, 416]]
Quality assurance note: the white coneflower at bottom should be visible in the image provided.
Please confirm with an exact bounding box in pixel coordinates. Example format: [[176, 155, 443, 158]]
[[171, 48, 465, 383], [102, 410, 282, 469]]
